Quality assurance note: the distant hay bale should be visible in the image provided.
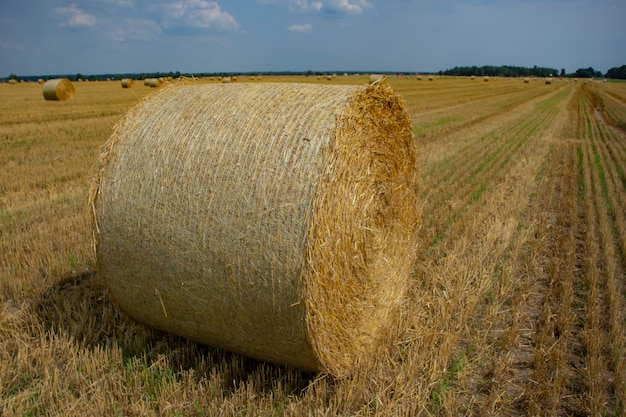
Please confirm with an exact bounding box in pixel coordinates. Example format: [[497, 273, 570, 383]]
[[91, 82, 420, 378], [471, 76, 476, 80], [545, 78, 552, 84], [428, 76, 434, 81], [483, 76, 489, 82], [38, 78, 44, 84], [523, 78, 530, 83], [121, 78, 134, 88], [145, 78, 161, 88], [368, 74, 385, 84], [417, 76, 422, 80], [8, 79, 17, 85], [42, 78, 75, 101], [222, 76, 231, 83]]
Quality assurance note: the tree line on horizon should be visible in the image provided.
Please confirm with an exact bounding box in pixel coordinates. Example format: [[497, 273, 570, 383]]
[[442, 65, 626, 79], [5, 65, 626, 82]]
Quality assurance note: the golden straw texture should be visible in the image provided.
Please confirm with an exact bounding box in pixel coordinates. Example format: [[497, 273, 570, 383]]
[[42, 78, 75, 101], [121, 78, 134, 88], [91, 82, 419, 377]]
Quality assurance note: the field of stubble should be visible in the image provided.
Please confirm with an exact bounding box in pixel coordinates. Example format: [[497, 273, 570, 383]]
[[1, 75, 625, 416]]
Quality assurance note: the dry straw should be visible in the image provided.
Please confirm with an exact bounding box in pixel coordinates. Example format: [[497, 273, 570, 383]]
[[42, 78, 75, 101], [91, 82, 420, 378], [121, 78, 134, 88]]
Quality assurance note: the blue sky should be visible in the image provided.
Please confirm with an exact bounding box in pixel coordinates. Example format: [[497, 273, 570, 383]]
[[1, 0, 624, 76]]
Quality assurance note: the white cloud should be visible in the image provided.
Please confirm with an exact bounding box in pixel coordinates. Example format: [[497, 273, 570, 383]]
[[111, 19, 161, 41], [55, 4, 96, 28], [326, 0, 370, 15], [162, 0, 239, 31], [259, 0, 370, 15], [290, 0, 323, 12], [287, 23, 313, 32]]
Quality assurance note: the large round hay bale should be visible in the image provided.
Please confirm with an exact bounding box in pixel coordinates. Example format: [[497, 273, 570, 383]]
[[121, 78, 134, 88], [42, 78, 75, 101], [91, 83, 419, 377]]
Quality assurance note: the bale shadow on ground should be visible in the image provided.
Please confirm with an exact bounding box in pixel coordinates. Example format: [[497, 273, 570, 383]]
[[28, 269, 314, 396]]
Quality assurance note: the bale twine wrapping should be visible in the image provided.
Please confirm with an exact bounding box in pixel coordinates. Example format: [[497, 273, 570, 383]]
[[91, 82, 419, 377], [42, 78, 75, 101]]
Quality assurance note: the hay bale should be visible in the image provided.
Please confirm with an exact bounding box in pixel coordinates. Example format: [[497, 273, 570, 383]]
[[145, 78, 161, 88], [222, 76, 231, 83], [42, 78, 75, 101], [121, 78, 134, 88], [483, 76, 489, 82], [368, 74, 385, 84], [523, 78, 530, 83], [545, 78, 552, 84], [91, 83, 419, 377]]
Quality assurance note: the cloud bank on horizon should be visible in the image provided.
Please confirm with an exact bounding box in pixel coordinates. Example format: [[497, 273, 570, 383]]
[[0, 0, 624, 76]]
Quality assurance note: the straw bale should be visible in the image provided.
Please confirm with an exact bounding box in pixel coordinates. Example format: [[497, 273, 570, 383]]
[[145, 78, 161, 88], [545, 78, 552, 84], [222, 76, 231, 83], [121, 78, 134, 88], [91, 82, 419, 377], [523, 78, 530, 83], [42, 78, 75, 101], [368, 74, 385, 85]]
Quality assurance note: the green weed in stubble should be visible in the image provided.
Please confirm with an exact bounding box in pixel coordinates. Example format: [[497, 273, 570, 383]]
[[429, 351, 468, 413]]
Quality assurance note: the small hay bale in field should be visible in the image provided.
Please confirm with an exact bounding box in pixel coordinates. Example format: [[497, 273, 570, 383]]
[[8, 79, 17, 85], [523, 78, 530, 83], [42, 78, 75, 101], [222, 76, 231, 83], [368, 74, 385, 84], [121, 78, 134, 88], [37, 78, 44, 84], [545, 78, 552, 84], [91, 82, 419, 378], [483, 76, 489, 82], [428, 76, 434, 81], [145, 78, 161, 88]]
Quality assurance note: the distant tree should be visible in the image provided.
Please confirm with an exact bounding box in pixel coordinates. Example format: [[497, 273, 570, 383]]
[[442, 65, 557, 78], [574, 67, 597, 78], [606, 65, 626, 79]]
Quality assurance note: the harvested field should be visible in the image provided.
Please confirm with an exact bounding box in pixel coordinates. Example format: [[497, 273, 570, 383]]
[[1, 76, 624, 416]]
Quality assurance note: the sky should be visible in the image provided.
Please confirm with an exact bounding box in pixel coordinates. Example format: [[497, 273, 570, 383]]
[[1, 0, 625, 77]]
